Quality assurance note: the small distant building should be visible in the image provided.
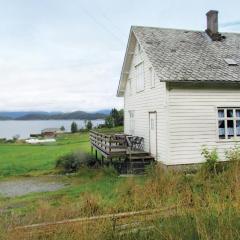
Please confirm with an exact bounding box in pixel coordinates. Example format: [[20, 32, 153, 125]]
[[41, 128, 64, 138]]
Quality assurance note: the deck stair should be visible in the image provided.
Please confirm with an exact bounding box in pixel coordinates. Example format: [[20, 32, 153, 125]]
[[121, 150, 155, 174]]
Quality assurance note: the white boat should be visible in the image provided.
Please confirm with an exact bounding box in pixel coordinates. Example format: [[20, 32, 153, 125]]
[[25, 138, 56, 144]]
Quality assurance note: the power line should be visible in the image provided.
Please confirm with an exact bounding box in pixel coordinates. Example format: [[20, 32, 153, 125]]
[[79, 4, 126, 46], [221, 21, 240, 28], [93, 2, 128, 39]]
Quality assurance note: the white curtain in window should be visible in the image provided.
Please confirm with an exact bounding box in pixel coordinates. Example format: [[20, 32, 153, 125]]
[[219, 128, 225, 136], [228, 127, 234, 135], [236, 110, 240, 118], [237, 127, 240, 135], [218, 110, 224, 118]]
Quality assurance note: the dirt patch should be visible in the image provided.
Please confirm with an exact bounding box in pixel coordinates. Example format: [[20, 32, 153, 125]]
[[0, 177, 65, 197]]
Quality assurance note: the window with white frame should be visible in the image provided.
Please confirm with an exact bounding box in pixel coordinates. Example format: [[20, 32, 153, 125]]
[[135, 43, 142, 65], [129, 110, 135, 135], [135, 62, 144, 92], [128, 78, 132, 96], [217, 108, 240, 140], [149, 67, 155, 88], [137, 43, 141, 54]]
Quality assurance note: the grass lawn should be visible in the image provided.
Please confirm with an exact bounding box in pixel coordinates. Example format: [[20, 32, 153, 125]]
[[0, 132, 91, 177], [0, 126, 124, 178], [0, 126, 141, 227], [0, 168, 139, 226], [2, 126, 240, 239]]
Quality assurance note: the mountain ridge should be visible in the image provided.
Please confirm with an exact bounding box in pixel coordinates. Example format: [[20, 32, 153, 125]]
[[0, 110, 109, 120]]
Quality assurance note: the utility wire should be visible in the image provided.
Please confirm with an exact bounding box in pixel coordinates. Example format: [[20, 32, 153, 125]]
[[93, 2, 128, 39], [79, 3, 126, 46], [220, 21, 240, 28]]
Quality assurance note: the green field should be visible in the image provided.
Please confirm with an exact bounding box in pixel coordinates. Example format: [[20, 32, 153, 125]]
[[0, 133, 91, 177], [1, 128, 240, 239], [0, 127, 140, 230], [0, 126, 124, 177]]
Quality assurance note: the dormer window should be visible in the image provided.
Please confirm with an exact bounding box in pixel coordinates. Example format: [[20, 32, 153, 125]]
[[137, 43, 141, 53], [224, 58, 238, 66], [149, 67, 155, 88]]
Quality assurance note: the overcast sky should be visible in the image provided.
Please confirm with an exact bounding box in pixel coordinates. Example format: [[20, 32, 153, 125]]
[[0, 0, 240, 112]]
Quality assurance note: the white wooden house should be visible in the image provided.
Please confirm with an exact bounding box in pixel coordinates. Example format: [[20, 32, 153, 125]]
[[117, 11, 240, 167]]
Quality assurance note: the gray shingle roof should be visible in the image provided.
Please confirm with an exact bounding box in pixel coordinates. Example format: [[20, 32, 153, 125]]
[[132, 26, 240, 82]]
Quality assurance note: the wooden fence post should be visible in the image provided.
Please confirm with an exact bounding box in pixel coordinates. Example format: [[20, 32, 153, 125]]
[[101, 155, 104, 166], [91, 146, 93, 155], [95, 150, 98, 160]]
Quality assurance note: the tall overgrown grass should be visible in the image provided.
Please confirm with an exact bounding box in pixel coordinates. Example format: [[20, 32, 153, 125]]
[[2, 146, 240, 239]]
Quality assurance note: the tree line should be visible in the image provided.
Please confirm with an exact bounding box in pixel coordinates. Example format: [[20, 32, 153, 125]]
[[71, 120, 93, 133], [70, 108, 123, 133]]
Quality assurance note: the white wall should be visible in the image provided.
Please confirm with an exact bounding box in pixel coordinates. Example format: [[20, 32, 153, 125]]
[[124, 40, 169, 163], [168, 83, 240, 165]]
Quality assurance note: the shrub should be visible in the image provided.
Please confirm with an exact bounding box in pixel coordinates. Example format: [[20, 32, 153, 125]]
[[60, 126, 65, 131], [201, 147, 219, 175], [225, 145, 240, 162], [12, 134, 20, 141], [56, 151, 96, 173], [225, 146, 240, 178], [0, 138, 6, 143], [102, 166, 118, 177]]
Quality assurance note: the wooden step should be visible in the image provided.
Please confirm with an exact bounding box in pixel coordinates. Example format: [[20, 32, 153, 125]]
[[114, 160, 155, 175], [127, 156, 154, 161], [126, 150, 149, 155]]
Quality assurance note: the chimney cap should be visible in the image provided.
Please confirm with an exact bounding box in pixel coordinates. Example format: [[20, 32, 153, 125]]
[[206, 10, 219, 16]]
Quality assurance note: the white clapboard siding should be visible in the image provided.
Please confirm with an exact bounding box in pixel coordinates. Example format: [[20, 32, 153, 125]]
[[168, 84, 240, 165], [124, 40, 169, 162]]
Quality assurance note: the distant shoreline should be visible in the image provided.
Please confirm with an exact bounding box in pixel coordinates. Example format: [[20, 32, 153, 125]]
[[0, 118, 105, 121], [0, 119, 105, 139]]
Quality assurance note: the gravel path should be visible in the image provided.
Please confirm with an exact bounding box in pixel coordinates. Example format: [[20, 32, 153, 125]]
[[0, 178, 65, 197]]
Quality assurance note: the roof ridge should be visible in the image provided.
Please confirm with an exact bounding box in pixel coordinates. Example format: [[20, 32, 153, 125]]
[[132, 25, 203, 33], [131, 25, 240, 35]]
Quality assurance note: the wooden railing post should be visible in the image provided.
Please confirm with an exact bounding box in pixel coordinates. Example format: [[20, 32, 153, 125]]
[[89, 131, 127, 161]]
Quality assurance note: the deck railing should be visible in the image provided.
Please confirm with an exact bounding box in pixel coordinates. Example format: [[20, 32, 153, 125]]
[[89, 131, 128, 157]]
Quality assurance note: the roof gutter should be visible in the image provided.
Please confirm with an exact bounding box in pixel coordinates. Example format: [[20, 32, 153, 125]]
[[117, 27, 136, 97]]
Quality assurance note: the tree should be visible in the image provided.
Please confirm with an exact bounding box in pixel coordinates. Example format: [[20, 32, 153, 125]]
[[117, 109, 124, 126], [60, 126, 65, 131], [71, 122, 78, 133], [105, 115, 114, 128], [111, 108, 119, 127], [105, 108, 124, 128], [86, 120, 93, 130], [12, 134, 20, 142]]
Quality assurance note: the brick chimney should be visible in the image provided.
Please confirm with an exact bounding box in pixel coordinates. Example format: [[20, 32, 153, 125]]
[[206, 10, 222, 41]]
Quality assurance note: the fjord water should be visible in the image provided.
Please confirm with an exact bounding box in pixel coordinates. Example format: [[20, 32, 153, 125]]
[[0, 120, 104, 139]]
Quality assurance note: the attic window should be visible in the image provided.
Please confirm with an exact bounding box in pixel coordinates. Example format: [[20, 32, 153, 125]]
[[137, 43, 141, 53], [224, 58, 238, 66]]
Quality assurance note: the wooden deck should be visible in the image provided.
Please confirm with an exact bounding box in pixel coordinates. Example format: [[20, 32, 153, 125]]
[[89, 131, 128, 159], [90, 130, 155, 173]]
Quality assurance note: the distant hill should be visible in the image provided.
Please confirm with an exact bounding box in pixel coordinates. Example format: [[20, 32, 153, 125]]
[[0, 110, 109, 120], [94, 109, 111, 115], [0, 111, 61, 119], [15, 111, 107, 120], [0, 116, 12, 120]]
